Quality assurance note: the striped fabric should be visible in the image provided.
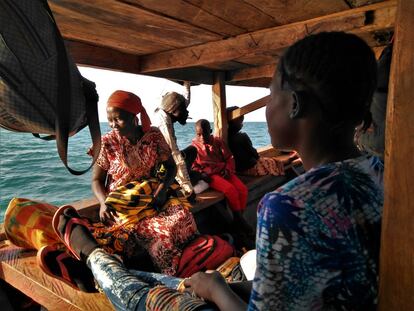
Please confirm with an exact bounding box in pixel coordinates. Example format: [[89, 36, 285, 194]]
[[146, 285, 208, 311], [4, 198, 61, 250]]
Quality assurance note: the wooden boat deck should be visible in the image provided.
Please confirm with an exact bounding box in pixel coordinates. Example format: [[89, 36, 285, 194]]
[[0, 153, 301, 311]]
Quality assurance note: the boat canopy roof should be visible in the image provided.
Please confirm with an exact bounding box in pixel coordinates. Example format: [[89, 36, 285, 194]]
[[50, 0, 396, 87]]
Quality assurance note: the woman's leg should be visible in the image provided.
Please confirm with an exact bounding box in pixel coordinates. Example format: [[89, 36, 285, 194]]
[[87, 249, 150, 311], [209, 174, 241, 211], [88, 250, 217, 311]]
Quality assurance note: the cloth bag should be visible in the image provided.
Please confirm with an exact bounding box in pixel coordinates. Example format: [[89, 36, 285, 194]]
[[4, 198, 60, 249], [0, 0, 101, 175], [176, 235, 235, 278]]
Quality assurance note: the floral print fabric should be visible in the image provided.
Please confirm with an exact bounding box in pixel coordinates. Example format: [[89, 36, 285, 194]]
[[96, 127, 171, 192], [249, 155, 383, 311]]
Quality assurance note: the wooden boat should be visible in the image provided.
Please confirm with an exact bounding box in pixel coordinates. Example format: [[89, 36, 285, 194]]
[[1, 0, 413, 310]]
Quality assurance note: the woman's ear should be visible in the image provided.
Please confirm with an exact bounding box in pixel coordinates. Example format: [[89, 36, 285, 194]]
[[289, 91, 303, 119]]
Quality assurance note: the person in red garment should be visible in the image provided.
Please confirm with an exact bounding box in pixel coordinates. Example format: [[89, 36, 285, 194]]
[[191, 119, 251, 236]]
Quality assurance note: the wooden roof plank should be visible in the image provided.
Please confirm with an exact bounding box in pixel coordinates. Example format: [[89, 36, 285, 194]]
[[245, 0, 350, 25], [185, 0, 277, 31], [51, 6, 173, 54], [119, 0, 245, 36], [50, 0, 221, 52], [139, 1, 396, 73]]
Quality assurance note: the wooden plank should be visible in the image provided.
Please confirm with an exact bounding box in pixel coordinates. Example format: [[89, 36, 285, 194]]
[[228, 77, 273, 88], [66, 41, 141, 74], [145, 68, 214, 85], [346, 0, 384, 8], [228, 96, 270, 120], [50, 0, 221, 53], [67, 41, 215, 84], [140, 1, 396, 73], [235, 54, 281, 66], [0, 246, 113, 311], [379, 0, 414, 309], [51, 5, 173, 54], [212, 72, 228, 143], [245, 0, 349, 25], [227, 64, 276, 83], [185, 0, 277, 31], [120, 0, 245, 36], [202, 61, 249, 71]]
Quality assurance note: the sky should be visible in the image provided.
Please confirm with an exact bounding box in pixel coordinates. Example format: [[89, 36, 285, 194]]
[[79, 67, 270, 123]]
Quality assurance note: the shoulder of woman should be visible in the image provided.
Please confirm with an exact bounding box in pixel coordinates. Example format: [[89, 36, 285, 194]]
[[101, 130, 118, 144]]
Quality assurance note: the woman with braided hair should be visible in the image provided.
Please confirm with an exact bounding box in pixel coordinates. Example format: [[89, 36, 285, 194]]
[[185, 32, 383, 310]]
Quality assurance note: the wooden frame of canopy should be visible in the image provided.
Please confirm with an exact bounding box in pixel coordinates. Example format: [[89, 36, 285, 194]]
[[0, 0, 412, 309]]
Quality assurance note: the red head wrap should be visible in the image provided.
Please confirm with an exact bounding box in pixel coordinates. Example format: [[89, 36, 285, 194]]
[[107, 90, 151, 132]]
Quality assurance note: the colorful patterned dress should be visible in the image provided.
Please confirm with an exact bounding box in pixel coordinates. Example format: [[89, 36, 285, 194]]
[[249, 155, 383, 310], [92, 127, 198, 275]]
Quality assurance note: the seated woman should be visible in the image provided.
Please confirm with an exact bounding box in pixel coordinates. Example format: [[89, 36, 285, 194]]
[[88, 90, 198, 275], [227, 106, 287, 176], [185, 32, 383, 310]]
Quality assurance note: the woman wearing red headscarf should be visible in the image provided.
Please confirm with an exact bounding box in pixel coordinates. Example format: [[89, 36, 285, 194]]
[[89, 90, 198, 275]]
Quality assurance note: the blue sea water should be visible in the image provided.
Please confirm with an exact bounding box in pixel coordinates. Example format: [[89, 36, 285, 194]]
[[0, 122, 270, 222]]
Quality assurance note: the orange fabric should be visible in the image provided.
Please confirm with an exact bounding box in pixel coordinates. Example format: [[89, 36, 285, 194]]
[[107, 90, 151, 132], [4, 198, 61, 249]]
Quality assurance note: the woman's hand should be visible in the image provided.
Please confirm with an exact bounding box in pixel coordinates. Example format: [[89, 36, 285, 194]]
[[184, 271, 247, 311], [99, 203, 117, 225], [184, 271, 227, 302]]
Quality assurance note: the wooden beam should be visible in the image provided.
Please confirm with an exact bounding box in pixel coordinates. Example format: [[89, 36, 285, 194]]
[[227, 64, 276, 83], [212, 72, 227, 143], [345, 0, 384, 8], [228, 95, 270, 121], [379, 0, 414, 309], [145, 68, 214, 85], [227, 77, 273, 88], [140, 1, 396, 73], [66, 40, 141, 74], [67, 40, 215, 84]]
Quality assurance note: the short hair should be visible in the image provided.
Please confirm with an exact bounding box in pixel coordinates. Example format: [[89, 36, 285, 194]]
[[278, 32, 377, 130], [195, 119, 211, 132]]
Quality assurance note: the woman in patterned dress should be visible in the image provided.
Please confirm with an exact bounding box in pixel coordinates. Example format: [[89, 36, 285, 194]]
[[90, 90, 197, 275], [185, 32, 383, 310]]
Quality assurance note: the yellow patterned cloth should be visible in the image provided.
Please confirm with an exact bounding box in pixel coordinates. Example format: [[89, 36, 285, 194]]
[[104, 178, 159, 228], [4, 198, 61, 250]]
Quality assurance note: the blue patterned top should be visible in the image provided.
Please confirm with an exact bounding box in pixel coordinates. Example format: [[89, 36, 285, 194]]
[[249, 155, 383, 311]]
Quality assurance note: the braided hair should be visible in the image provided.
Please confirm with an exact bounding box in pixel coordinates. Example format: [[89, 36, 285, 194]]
[[278, 32, 377, 132]]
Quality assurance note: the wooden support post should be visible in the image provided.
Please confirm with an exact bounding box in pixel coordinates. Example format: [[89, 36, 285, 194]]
[[212, 72, 227, 143], [379, 0, 414, 309]]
